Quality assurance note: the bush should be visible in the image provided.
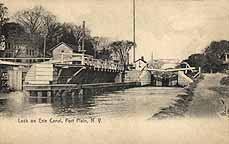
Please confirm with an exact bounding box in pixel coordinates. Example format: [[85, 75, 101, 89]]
[[220, 76, 229, 86]]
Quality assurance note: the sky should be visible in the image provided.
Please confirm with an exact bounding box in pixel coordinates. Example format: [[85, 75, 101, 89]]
[[2, 0, 229, 61]]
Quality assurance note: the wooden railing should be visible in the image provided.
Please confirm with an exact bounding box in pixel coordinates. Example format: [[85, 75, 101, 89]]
[[54, 53, 124, 71], [0, 57, 50, 64]]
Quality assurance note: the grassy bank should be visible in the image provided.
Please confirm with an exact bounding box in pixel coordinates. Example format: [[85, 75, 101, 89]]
[[152, 75, 204, 119]]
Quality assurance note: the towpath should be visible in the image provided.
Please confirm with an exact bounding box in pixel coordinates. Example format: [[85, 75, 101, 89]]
[[186, 73, 229, 118]]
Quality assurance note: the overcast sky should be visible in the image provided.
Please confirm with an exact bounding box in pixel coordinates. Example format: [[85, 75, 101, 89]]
[[3, 0, 229, 61]]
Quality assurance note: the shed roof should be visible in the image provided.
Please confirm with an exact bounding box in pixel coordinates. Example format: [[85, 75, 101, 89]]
[[51, 42, 78, 52]]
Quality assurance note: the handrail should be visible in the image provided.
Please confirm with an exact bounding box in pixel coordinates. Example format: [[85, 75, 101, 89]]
[[57, 52, 124, 71]]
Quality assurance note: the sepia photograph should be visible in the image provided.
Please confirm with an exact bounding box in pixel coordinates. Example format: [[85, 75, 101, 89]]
[[0, 0, 229, 143]]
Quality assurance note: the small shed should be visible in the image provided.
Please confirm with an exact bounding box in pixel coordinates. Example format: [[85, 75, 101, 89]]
[[52, 42, 78, 61]]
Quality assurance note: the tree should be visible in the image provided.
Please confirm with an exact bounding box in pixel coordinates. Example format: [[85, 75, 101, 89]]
[[0, 3, 9, 33], [2, 22, 25, 37], [183, 53, 209, 72], [203, 40, 229, 72], [90, 36, 111, 58], [109, 40, 135, 69], [183, 40, 229, 73], [45, 23, 95, 56], [14, 6, 56, 35], [188, 54, 207, 67], [14, 6, 57, 56]]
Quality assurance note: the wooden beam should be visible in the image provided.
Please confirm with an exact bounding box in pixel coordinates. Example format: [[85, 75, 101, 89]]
[[148, 67, 196, 72]]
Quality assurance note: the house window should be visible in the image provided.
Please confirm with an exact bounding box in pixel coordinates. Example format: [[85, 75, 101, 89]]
[[31, 50, 34, 56], [6, 53, 12, 57], [26, 49, 29, 55], [8, 43, 10, 49]]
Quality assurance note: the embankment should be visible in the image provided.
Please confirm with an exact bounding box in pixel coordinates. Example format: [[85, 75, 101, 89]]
[[152, 75, 203, 119]]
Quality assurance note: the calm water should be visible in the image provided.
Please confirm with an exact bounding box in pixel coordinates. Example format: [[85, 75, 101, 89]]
[[0, 87, 186, 119]]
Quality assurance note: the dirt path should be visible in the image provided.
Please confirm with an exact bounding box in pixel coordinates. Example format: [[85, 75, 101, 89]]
[[185, 73, 228, 118]]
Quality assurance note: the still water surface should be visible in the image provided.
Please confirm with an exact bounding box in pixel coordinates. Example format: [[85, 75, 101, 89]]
[[0, 87, 186, 119]]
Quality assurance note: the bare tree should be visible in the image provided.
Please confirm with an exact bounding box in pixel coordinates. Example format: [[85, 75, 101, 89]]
[[109, 40, 135, 69], [14, 6, 56, 35], [90, 36, 111, 58], [0, 3, 9, 33]]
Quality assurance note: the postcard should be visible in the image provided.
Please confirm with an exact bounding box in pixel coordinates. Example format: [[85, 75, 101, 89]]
[[0, 0, 229, 144]]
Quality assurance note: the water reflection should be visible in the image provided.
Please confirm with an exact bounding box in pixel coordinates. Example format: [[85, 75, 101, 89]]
[[0, 87, 186, 119]]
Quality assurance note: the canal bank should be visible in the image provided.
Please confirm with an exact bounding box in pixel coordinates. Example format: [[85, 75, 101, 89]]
[[152, 76, 201, 119], [186, 73, 229, 118], [152, 73, 229, 119]]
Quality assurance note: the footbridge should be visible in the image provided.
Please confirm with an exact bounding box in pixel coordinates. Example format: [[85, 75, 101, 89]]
[[148, 61, 201, 87], [0, 53, 124, 91], [24, 53, 124, 86]]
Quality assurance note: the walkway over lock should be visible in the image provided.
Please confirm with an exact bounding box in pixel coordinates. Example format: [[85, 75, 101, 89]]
[[0, 53, 124, 71], [49, 53, 124, 71], [24, 53, 124, 85]]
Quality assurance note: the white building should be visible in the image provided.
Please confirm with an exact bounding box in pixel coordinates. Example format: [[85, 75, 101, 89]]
[[135, 56, 148, 71]]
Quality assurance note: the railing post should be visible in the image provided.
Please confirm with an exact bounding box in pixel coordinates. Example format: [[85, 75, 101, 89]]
[[225, 53, 228, 62], [185, 65, 188, 74], [82, 54, 85, 65]]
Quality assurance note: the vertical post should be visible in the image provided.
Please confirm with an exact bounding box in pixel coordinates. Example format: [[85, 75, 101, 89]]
[[78, 88, 84, 101], [82, 53, 85, 65], [43, 35, 47, 57], [82, 21, 85, 52], [47, 91, 52, 103], [71, 91, 75, 104], [133, 0, 136, 64], [94, 44, 97, 58], [37, 91, 42, 103], [185, 65, 188, 74], [127, 53, 130, 65], [176, 72, 179, 86], [226, 105, 228, 116], [225, 53, 228, 62]]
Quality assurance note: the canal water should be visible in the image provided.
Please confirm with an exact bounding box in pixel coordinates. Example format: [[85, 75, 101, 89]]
[[1, 86, 229, 144], [0, 87, 186, 120]]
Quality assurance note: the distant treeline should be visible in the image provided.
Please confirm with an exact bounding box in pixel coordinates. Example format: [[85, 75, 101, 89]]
[[0, 4, 108, 57], [181, 40, 229, 73], [0, 3, 135, 67]]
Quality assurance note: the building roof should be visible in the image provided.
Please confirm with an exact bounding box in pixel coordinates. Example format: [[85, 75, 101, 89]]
[[135, 58, 147, 64], [51, 42, 78, 52]]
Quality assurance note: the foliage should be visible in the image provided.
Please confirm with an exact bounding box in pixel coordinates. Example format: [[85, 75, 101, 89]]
[[1, 3, 125, 61], [109, 40, 135, 69], [13, 6, 96, 56], [2, 22, 26, 38], [96, 48, 112, 60], [220, 76, 229, 86], [45, 22, 95, 56], [0, 3, 9, 33], [90, 36, 111, 59], [14, 5, 56, 35], [183, 40, 229, 73]]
